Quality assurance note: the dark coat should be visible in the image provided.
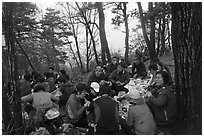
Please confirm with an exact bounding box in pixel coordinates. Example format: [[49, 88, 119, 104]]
[[146, 84, 177, 126]]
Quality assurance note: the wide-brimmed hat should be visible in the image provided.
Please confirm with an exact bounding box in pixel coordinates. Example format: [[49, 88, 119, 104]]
[[90, 82, 100, 93]]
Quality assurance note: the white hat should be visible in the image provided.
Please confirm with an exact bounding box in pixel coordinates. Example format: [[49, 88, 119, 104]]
[[90, 82, 100, 93], [128, 85, 145, 99]]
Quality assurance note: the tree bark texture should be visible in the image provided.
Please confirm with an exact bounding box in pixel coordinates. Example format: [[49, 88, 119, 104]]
[[171, 2, 202, 134], [3, 2, 24, 134], [96, 2, 111, 65], [137, 2, 158, 61]]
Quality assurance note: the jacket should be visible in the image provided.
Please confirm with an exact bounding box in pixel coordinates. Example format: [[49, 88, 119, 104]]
[[126, 100, 157, 135], [146, 84, 177, 126]]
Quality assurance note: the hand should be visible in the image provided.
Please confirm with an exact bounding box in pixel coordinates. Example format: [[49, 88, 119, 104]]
[[116, 81, 122, 86], [84, 101, 90, 107], [133, 74, 138, 79], [99, 80, 106, 85], [145, 91, 152, 97]]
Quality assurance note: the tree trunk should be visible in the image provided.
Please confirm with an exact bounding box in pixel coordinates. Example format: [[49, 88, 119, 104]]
[[137, 2, 157, 61], [156, 18, 162, 55], [74, 35, 85, 73], [160, 3, 166, 56], [3, 2, 24, 134], [171, 2, 202, 134], [123, 2, 129, 64], [96, 2, 111, 65]]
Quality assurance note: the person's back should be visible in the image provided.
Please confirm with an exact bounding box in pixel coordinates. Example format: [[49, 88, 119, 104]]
[[94, 96, 119, 133], [32, 92, 54, 111], [94, 85, 119, 134], [127, 101, 156, 135]]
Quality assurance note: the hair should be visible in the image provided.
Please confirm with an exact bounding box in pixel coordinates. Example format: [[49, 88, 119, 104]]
[[60, 69, 66, 75], [33, 84, 45, 93], [44, 72, 51, 78], [24, 74, 31, 81], [75, 83, 88, 94], [118, 62, 127, 68], [148, 63, 158, 71], [49, 67, 54, 70], [57, 76, 66, 83], [156, 70, 172, 85], [34, 73, 43, 82], [98, 84, 111, 96], [112, 56, 118, 60]]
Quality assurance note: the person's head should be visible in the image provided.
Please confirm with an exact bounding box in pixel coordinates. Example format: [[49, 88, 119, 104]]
[[90, 82, 100, 95], [75, 83, 88, 99], [44, 72, 51, 79], [24, 74, 31, 81], [94, 65, 103, 77], [111, 56, 119, 65], [98, 84, 111, 96], [155, 70, 171, 86], [148, 63, 158, 75], [49, 67, 54, 73], [117, 62, 126, 72], [60, 69, 66, 75], [33, 84, 45, 93], [42, 82, 50, 92], [57, 76, 67, 87], [34, 74, 44, 82]]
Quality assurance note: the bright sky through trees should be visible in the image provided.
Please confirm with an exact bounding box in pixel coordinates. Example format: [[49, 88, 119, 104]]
[[35, 2, 148, 53]]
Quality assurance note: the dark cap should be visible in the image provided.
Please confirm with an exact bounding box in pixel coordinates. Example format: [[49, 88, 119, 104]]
[[98, 84, 111, 96]]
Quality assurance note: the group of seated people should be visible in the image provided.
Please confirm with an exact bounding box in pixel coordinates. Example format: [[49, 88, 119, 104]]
[[20, 56, 177, 135]]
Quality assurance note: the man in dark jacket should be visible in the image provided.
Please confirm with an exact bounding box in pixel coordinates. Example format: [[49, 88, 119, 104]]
[[109, 62, 130, 95], [131, 55, 147, 79], [93, 85, 120, 134], [105, 56, 119, 77], [58, 76, 74, 108], [87, 65, 111, 87]]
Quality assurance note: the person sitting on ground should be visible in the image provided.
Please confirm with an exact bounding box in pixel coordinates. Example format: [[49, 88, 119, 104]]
[[59, 69, 70, 81], [109, 62, 130, 95], [57, 76, 74, 109], [131, 54, 147, 79], [126, 86, 157, 135], [66, 83, 90, 128], [106, 56, 119, 77], [87, 65, 111, 87], [44, 72, 56, 92], [20, 74, 32, 97], [85, 82, 100, 102], [93, 84, 120, 135], [49, 67, 58, 81], [149, 58, 173, 83], [21, 84, 60, 124], [145, 70, 177, 134]]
